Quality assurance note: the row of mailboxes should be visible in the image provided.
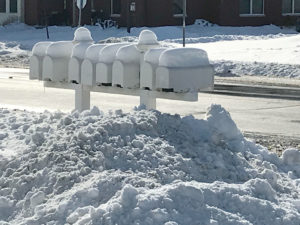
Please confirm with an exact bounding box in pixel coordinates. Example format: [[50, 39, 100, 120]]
[[30, 28, 214, 93]]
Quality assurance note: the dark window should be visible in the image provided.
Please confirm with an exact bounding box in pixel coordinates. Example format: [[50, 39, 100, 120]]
[[283, 0, 300, 14], [10, 0, 17, 13], [252, 0, 263, 14], [240, 0, 264, 14], [294, 0, 300, 13], [111, 0, 121, 15], [173, 0, 183, 15], [283, 0, 293, 13], [0, 0, 6, 13], [240, 0, 251, 14]]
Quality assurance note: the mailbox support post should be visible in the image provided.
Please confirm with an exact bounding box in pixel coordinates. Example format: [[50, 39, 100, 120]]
[[75, 85, 90, 112], [140, 91, 156, 110]]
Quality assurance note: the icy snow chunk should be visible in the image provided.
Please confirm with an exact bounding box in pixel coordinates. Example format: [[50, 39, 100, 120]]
[[282, 149, 300, 166], [159, 48, 210, 68], [138, 30, 159, 45], [206, 104, 242, 141], [32, 42, 52, 57], [31, 132, 45, 146], [144, 48, 167, 65], [120, 185, 138, 208], [46, 41, 74, 58], [116, 44, 141, 64], [30, 191, 45, 207], [85, 44, 107, 63], [74, 27, 93, 42], [99, 43, 129, 64]]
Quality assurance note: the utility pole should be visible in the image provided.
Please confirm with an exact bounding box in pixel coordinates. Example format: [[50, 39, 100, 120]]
[[78, 0, 83, 26], [183, 0, 186, 47], [73, 0, 76, 26]]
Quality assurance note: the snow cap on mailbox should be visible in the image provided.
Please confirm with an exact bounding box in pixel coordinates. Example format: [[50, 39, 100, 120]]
[[73, 27, 93, 43], [138, 30, 159, 45], [159, 48, 210, 68]]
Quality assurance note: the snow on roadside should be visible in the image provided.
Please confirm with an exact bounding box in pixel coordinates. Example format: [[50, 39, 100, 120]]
[[1, 22, 300, 78], [0, 105, 299, 224]]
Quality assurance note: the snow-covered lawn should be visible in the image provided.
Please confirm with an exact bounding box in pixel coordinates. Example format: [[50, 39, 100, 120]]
[[0, 105, 300, 224], [0, 21, 300, 77]]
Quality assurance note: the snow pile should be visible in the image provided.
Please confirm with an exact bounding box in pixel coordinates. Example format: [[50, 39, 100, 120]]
[[159, 48, 210, 68], [0, 105, 300, 224]]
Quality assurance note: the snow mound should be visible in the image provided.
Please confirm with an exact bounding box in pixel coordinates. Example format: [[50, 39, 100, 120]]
[[0, 105, 299, 224], [73, 27, 93, 42], [138, 30, 159, 45], [159, 48, 210, 68]]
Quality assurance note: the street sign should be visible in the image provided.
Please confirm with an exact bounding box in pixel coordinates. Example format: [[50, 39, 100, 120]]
[[76, 0, 87, 9]]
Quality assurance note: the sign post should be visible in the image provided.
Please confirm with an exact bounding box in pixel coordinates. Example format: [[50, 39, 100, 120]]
[[76, 0, 87, 26], [183, 0, 186, 47]]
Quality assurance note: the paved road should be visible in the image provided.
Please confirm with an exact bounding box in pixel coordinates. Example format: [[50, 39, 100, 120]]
[[1, 68, 300, 140]]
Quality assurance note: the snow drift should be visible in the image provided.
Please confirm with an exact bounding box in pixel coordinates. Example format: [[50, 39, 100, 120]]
[[0, 105, 299, 225]]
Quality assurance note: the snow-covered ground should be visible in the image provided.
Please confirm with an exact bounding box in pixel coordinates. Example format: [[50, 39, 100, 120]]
[[0, 21, 300, 77], [0, 105, 299, 224]]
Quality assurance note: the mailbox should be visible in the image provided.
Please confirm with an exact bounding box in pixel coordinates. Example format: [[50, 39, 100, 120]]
[[112, 44, 141, 88], [29, 42, 52, 80], [140, 48, 166, 90], [96, 43, 129, 85], [81, 44, 107, 86], [156, 48, 214, 92]]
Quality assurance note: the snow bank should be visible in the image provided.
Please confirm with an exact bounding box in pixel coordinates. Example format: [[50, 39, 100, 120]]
[[98, 43, 129, 64], [0, 105, 299, 224], [159, 48, 210, 68], [116, 44, 141, 64]]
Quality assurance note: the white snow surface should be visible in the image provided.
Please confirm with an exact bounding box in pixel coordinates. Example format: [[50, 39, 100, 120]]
[[99, 43, 130, 64], [84, 44, 107, 63], [144, 48, 167, 65], [46, 41, 74, 58], [0, 105, 299, 224], [159, 48, 210, 68], [1, 22, 300, 77], [31, 42, 53, 57], [116, 44, 141, 64], [138, 30, 159, 45]]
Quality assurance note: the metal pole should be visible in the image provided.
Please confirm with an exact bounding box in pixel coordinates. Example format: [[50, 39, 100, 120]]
[[78, 0, 83, 26], [183, 0, 186, 47]]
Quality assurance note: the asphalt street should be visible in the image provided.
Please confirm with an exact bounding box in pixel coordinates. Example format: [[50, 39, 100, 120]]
[[0, 68, 300, 139]]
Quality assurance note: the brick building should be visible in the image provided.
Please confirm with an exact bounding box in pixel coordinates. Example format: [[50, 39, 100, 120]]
[[1, 0, 300, 27]]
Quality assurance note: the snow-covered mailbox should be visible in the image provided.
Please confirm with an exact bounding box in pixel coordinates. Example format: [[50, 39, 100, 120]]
[[30, 27, 214, 112], [68, 28, 94, 84], [140, 48, 167, 90], [96, 43, 129, 85], [81, 44, 107, 86], [29, 42, 53, 80], [156, 48, 214, 92]]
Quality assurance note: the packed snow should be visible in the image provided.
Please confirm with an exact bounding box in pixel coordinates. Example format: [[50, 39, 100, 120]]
[[0, 105, 299, 224], [159, 48, 210, 68], [1, 20, 300, 77]]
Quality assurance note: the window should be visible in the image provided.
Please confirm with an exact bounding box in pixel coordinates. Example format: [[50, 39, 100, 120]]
[[0, 0, 6, 13], [173, 0, 183, 16], [240, 0, 264, 15], [282, 0, 300, 14], [10, 0, 17, 13], [111, 0, 121, 16]]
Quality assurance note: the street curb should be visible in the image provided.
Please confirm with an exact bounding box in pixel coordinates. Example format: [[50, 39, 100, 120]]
[[213, 83, 300, 100]]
